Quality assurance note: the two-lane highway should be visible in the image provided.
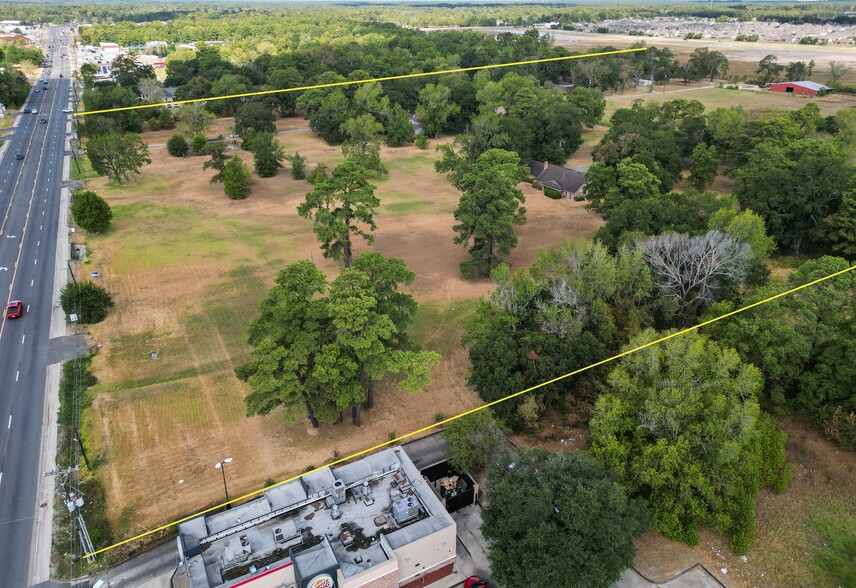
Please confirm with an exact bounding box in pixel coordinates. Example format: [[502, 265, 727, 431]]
[[0, 26, 74, 587]]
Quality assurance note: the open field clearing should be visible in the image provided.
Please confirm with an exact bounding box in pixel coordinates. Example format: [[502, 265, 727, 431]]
[[603, 85, 856, 121], [80, 121, 603, 532]]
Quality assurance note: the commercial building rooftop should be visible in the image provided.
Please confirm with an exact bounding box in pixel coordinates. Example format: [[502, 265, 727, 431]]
[[178, 446, 455, 588]]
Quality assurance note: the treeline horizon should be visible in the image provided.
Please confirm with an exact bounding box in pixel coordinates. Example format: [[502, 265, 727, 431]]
[[3, 2, 856, 29]]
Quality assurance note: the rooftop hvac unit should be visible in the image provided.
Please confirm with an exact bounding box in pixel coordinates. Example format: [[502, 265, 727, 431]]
[[392, 497, 420, 524], [332, 480, 347, 505], [273, 528, 285, 543]]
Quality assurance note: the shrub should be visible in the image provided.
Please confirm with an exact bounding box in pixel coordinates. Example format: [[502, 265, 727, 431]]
[[307, 162, 330, 185], [147, 116, 161, 131], [166, 133, 189, 157], [289, 151, 307, 180], [543, 187, 562, 199], [415, 133, 429, 149], [223, 156, 251, 199], [191, 133, 208, 154], [70, 190, 112, 233], [60, 281, 114, 324]]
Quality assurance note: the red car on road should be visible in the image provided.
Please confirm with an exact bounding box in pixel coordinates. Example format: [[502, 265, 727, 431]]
[[5, 300, 23, 319], [465, 577, 490, 588]]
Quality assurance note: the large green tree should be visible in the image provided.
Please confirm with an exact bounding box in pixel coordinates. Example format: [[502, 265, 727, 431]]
[[584, 159, 661, 216], [417, 83, 460, 138], [451, 149, 527, 277], [60, 281, 114, 325], [297, 161, 380, 268], [482, 449, 649, 588], [223, 155, 251, 199], [235, 101, 276, 140], [236, 257, 438, 427], [591, 329, 790, 553], [176, 103, 215, 137], [86, 132, 151, 184], [733, 138, 853, 255], [443, 410, 508, 473], [340, 114, 386, 175], [688, 143, 718, 190], [248, 132, 285, 177], [71, 190, 112, 234]]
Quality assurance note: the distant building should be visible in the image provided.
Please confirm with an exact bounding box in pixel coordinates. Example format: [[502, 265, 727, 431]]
[[0, 33, 33, 43], [529, 161, 587, 199], [177, 447, 456, 588], [133, 54, 166, 68], [769, 80, 833, 95]]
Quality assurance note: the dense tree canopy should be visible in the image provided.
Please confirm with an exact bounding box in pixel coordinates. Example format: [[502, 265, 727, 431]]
[[86, 132, 151, 183], [464, 241, 654, 430], [706, 257, 856, 449], [591, 329, 790, 553], [236, 256, 439, 427], [483, 449, 649, 588]]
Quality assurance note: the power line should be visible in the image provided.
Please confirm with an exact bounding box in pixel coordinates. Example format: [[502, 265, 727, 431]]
[[73, 47, 647, 117], [83, 261, 856, 559]]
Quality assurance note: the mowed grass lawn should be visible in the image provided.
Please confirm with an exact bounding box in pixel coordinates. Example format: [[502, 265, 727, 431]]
[[80, 119, 604, 534], [603, 86, 856, 122]]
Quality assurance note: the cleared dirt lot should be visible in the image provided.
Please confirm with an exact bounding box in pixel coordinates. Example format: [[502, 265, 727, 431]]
[[80, 122, 603, 533]]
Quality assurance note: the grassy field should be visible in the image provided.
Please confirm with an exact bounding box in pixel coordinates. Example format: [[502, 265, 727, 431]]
[[79, 118, 604, 533], [603, 84, 856, 122]]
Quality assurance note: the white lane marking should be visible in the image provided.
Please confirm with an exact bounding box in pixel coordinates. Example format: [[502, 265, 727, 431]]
[[21, 334, 25, 345], [7, 415, 10, 429], [0, 473, 3, 486], [34, 259, 37, 265], [15, 371, 19, 382], [27, 305, 29, 312], [30, 279, 33, 287]]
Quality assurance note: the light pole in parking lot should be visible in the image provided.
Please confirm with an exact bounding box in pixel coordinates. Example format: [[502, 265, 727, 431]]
[[215, 457, 234, 509]]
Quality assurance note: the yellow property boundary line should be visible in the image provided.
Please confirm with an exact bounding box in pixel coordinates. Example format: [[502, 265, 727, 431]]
[[74, 47, 647, 117], [85, 262, 856, 558]]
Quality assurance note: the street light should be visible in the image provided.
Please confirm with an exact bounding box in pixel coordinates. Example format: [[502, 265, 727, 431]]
[[215, 457, 233, 508]]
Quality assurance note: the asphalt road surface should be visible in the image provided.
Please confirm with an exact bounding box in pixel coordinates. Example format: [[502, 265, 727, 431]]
[[0, 25, 73, 587]]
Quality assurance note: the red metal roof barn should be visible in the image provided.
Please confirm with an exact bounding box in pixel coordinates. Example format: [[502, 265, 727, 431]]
[[769, 81, 832, 95]]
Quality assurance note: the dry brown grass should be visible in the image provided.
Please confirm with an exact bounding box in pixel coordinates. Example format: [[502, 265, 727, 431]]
[[80, 119, 603, 533]]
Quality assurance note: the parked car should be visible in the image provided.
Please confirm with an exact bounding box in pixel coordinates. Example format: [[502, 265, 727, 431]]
[[62, 108, 73, 113], [5, 300, 23, 319], [465, 577, 491, 588]]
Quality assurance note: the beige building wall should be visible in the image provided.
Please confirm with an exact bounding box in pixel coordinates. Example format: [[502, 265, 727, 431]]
[[227, 563, 296, 588], [339, 557, 399, 588], [389, 525, 456, 586]]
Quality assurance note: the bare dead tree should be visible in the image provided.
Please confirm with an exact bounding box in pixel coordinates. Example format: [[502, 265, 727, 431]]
[[828, 61, 850, 87], [491, 278, 533, 316], [641, 230, 753, 323]]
